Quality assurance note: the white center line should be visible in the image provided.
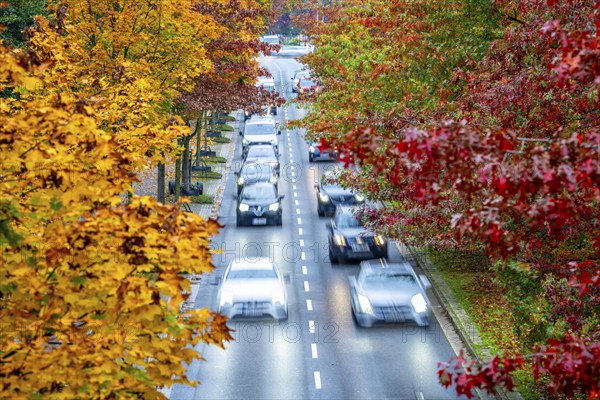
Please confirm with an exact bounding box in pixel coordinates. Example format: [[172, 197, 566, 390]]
[[309, 320, 315, 333], [297, 217, 302, 224], [302, 265, 308, 275], [314, 371, 322, 389], [293, 185, 297, 190], [416, 392, 425, 400], [304, 281, 310, 292], [296, 208, 300, 214], [311, 343, 318, 358], [294, 192, 298, 198], [299, 239, 304, 247], [306, 299, 313, 310], [298, 228, 303, 235], [301, 252, 306, 260], [295, 200, 299, 206]]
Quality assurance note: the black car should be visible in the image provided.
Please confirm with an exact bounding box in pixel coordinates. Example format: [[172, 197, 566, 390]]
[[236, 182, 284, 226], [315, 171, 364, 216], [308, 141, 337, 163], [244, 144, 280, 175], [327, 205, 388, 263], [236, 161, 278, 195]]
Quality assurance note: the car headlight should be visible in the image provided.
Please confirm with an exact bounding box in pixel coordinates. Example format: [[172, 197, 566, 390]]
[[333, 233, 346, 246], [220, 291, 233, 307], [237, 177, 244, 185], [239, 203, 249, 212], [268, 202, 279, 211], [318, 192, 329, 202], [269, 175, 278, 184], [354, 194, 365, 202], [374, 235, 386, 246], [309, 146, 315, 153], [358, 294, 372, 314], [272, 289, 285, 305], [411, 293, 428, 313]]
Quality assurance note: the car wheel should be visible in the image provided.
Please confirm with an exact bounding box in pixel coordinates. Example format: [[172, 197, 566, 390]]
[[329, 247, 339, 264], [309, 154, 314, 163], [276, 215, 282, 226], [236, 216, 244, 227], [317, 206, 324, 217]]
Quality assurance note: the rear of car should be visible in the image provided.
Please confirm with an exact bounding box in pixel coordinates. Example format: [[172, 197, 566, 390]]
[[308, 141, 337, 162]]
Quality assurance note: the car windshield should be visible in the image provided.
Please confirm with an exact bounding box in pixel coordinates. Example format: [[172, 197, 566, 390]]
[[245, 124, 274, 135], [301, 79, 317, 87], [335, 212, 362, 228], [361, 272, 416, 288], [247, 146, 276, 159], [228, 268, 277, 279], [241, 185, 277, 201], [260, 84, 275, 93]]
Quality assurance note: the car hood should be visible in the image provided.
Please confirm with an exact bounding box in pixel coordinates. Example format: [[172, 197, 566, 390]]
[[222, 279, 283, 301], [322, 186, 354, 198], [239, 198, 278, 207], [363, 284, 422, 307], [245, 134, 276, 143], [336, 227, 373, 238]]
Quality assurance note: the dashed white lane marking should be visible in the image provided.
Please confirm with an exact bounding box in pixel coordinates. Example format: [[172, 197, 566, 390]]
[[302, 265, 308, 275], [309, 320, 315, 333], [314, 371, 322, 389], [306, 299, 313, 310], [297, 217, 302, 224], [304, 281, 310, 292], [311, 343, 318, 358], [293, 185, 297, 190], [294, 192, 298, 198], [299, 239, 304, 247], [295, 200, 299, 206], [296, 208, 300, 214], [301, 252, 306, 260], [416, 392, 425, 400], [299, 228, 303, 235]]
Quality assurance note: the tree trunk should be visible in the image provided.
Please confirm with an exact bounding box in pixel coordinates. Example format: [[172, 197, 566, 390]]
[[174, 152, 181, 202], [181, 134, 192, 191], [195, 110, 205, 166], [157, 162, 165, 203]]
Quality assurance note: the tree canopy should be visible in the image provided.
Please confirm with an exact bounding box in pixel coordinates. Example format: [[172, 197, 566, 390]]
[[298, 0, 599, 396]]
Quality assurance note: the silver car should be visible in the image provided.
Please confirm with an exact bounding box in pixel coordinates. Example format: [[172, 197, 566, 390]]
[[349, 259, 431, 327], [218, 258, 288, 321]]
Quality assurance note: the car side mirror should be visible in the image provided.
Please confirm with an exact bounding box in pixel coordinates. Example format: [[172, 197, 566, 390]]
[[239, 131, 243, 136], [279, 195, 285, 200], [277, 130, 282, 135], [419, 275, 431, 290]]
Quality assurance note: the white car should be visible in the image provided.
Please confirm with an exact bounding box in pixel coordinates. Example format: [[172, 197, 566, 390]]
[[218, 258, 288, 320], [239, 115, 281, 156]]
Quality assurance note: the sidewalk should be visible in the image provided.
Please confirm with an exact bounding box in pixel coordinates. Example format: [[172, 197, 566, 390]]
[[132, 111, 241, 219]]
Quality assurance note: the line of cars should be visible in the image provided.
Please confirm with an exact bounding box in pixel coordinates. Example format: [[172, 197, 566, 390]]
[[218, 76, 432, 328]]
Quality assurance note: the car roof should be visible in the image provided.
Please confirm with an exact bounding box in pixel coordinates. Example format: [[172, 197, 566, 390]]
[[359, 259, 415, 275], [229, 257, 275, 270], [245, 118, 275, 126], [336, 204, 360, 214]]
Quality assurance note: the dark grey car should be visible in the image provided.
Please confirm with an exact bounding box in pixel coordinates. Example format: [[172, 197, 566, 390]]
[[236, 182, 284, 226], [316, 172, 364, 216], [327, 205, 387, 263]]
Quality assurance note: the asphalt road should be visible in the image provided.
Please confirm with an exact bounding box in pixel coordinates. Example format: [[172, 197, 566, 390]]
[[170, 47, 467, 400]]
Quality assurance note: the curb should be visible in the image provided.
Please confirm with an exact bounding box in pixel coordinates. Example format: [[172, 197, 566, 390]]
[[397, 242, 522, 400]]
